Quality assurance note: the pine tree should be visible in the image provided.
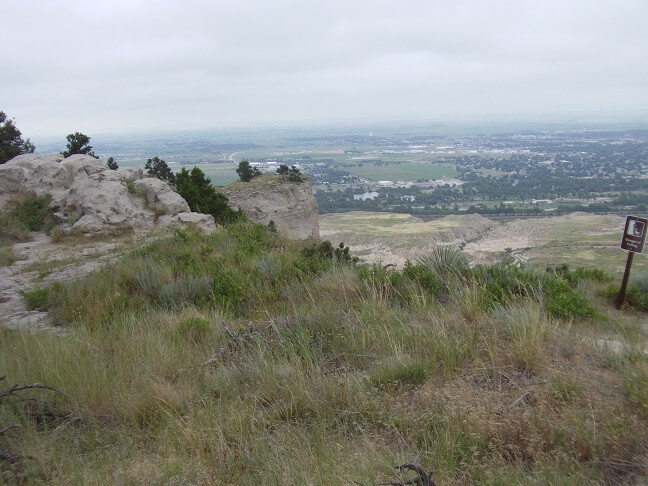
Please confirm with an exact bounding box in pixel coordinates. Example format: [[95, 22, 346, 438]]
[[236, 160, 261, 182], [0, 111, 35, 164], [106, 157, 119, 170], [61, 132, 98, 158], [145, 156, 175, 184]]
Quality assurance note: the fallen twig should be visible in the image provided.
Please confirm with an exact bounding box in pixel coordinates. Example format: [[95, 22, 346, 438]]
[[379, 464, 437, 486], [509, 391, 530, 409], [0, 383, 67, 401], [0, 425, 19, 436]]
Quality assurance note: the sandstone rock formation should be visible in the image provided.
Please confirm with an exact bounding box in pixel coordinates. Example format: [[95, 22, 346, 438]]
[[220, 175, 319, 240], [0, 153, 215, 234]]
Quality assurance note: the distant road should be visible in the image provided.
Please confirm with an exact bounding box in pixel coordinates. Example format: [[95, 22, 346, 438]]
[[228, 152, 239, 162]]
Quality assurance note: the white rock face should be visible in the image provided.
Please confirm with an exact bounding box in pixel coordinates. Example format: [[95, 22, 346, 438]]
[[221, 176, 319, 240], [158, 212, 216, 233], [0, 154, 215, 234], [134, 177, 190, 216]]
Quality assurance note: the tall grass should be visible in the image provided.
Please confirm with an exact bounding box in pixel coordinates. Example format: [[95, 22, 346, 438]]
[[2, 226, 646, 484], [491, 301, 554, 372]]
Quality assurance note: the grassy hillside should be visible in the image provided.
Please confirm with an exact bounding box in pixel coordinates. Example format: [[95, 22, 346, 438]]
[[1, 223, 647, 484]]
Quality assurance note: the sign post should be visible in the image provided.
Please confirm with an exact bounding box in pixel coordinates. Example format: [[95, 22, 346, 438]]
[[616, 215, 647, 309]]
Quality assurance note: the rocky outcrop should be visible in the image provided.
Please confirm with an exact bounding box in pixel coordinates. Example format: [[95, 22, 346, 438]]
[[0, 153, 215, 234], [221, 175, 319, 240]]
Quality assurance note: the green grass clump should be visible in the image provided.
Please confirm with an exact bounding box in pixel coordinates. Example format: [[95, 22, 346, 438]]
[[0, 212, 31, 244], [175, 316, 211, 343], [546, 263, 614, 285], [604, 270, 648, 311], [372, 358, 431, 387], [468, 262, 598, 319], [491, 301, 553, 372], [624, 363, 648, 416], [7, 193, 56, 232], [543, 276, 598, 318], [25, 223, 352, 327], [0, 245, 15, 267], [0, 193, 57, 245], [19, 287, 51, 311]]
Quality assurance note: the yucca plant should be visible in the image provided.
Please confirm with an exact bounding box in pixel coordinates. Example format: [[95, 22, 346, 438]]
[[415, 245, 471, 282]]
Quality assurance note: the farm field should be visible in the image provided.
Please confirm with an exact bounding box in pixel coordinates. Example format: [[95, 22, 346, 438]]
[[347, 162, 458, 181], [176, 163, 239, 186]]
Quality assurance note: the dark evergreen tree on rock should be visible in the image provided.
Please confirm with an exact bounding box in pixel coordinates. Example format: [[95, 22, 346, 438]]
[[175, 166, 238, 224], [106, 157, 118, 170], [276, 164, 290, 175], [145, 156, 175, 184], [61, 132, 98, 158], [236, 160, 261, 182], [0, 111, 35, 164], [288, 165, 303, 182]]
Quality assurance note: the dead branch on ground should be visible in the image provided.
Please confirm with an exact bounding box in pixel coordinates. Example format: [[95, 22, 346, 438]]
[[379, 464, 437, 486]]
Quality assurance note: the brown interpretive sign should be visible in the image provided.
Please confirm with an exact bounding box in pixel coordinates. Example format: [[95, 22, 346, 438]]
[[616, 215, 647, 309], [620, 215, 647, 253]]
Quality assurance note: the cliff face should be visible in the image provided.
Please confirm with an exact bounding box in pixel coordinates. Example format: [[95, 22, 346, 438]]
[[221, 175, 319, 240]]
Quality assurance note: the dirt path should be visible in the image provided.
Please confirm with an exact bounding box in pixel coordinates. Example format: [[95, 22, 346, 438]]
[[0, 233, 129, 332]]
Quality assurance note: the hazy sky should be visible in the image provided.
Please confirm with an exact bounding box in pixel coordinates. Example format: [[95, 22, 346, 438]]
[[2, 0, 647, 137]]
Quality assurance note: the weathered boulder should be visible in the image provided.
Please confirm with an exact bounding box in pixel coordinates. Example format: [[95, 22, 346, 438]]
[[134, 177, 190, 216], [158, 212, 216, 233], [0, 154, 69, 205], [63, 169, 155, 232], [220, 174, 319, 240], [0, 154, 215, 234]]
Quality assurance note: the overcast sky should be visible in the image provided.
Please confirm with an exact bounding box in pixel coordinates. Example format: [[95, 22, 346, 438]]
[[2, 0, 647, 137]]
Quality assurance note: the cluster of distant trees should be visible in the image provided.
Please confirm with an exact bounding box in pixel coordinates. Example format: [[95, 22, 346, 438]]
[[235, 161, 303, 182]]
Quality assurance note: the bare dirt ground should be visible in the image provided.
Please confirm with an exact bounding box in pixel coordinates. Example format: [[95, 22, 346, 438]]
[[0, 233, 135, 332]]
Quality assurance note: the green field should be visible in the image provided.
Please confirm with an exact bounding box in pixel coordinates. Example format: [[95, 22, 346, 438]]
[[347, 163, 458, 181], [176, 163, 239, 186]]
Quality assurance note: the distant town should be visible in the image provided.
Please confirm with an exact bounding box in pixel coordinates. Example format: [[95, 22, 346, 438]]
[[35, 123, 648, 217]]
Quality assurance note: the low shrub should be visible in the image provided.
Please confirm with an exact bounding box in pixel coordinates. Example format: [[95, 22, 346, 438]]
[[19, 287, 50, 311], [470, 264, 542, 307], [544, 276, 598, 318], [471, 264, 597, 318], [606, 271, 648, 311], [0, 193, 57, 246], [7, 193, 56, 232], [403, 260, 444, 295], [546, 264, 613, 286], [609, 285, 648, 311]]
